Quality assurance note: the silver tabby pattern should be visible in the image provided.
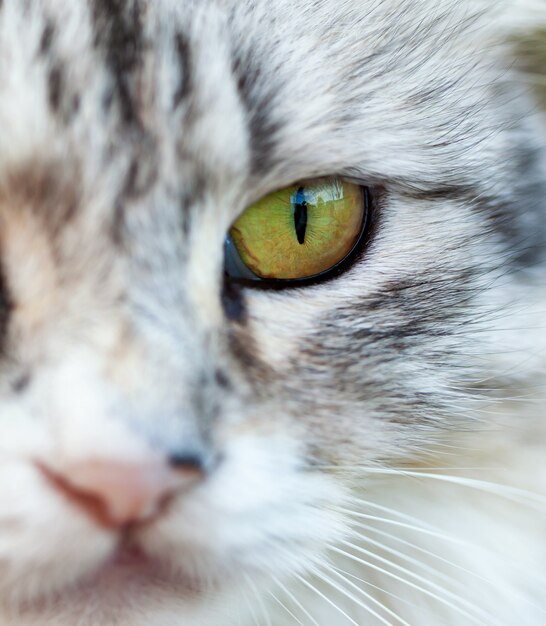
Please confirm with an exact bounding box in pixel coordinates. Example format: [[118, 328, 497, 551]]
[[0, 1, 544, 625]]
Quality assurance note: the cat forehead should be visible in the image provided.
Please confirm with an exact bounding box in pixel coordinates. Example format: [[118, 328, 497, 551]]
[[0, 0, 515, 223], [0, 1, 248, 220]]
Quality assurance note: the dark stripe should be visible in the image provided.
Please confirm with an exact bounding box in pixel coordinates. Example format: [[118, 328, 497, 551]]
[[12, 373, 31, 394], [40, 20, 55, 56], [121, 158, 140, 199], [121, 148, 158, 198], [228, 328, 265, 375], [48, 63, 64, 113], [0, 260, 12, 353], [172, 31, 192, 109], [494, 145, 546, 267], [399, 184, 470, 202], [215, 368, 231, 390], [111, 199, 125, 246], [2, 163, 81, 239], [90, 0, 144, 125], [399, 152, 546, 269], [44, 46, 80, 123], [231, 51, 280, 177], [222, 276, 247, 323]]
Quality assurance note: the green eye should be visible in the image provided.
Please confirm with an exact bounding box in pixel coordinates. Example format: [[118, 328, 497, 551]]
[[225, 178, 368, 283]]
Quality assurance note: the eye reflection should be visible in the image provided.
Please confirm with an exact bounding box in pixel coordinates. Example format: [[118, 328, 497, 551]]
[[224, 178, 367, 283]]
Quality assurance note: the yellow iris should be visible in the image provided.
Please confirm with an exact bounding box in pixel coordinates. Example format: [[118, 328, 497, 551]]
[[229, 178, 365, 280]]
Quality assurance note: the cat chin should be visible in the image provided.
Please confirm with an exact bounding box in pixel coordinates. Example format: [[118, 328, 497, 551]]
[[0, 546, 223, 626], [0, 589, 229, 626], [63, 544, 202, 598]]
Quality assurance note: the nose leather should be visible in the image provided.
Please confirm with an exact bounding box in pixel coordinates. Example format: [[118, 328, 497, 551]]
[[38, 458, 202, 529]]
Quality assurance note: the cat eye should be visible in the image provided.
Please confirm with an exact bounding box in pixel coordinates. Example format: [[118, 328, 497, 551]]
[[224, 177, 369, 284]]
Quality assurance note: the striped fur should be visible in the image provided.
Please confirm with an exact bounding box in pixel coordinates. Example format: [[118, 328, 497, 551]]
[[0, 1, 544, 625]]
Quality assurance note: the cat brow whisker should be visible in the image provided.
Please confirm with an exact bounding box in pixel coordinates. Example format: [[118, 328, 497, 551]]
[[328, 545, 495, 626], [294, 573, 360, 626]]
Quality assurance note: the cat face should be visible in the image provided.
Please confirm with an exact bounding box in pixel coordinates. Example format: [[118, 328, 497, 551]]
[[0, 1, 543, 624]]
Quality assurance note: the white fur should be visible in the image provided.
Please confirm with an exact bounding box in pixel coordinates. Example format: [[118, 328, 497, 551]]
[[0, 0, 544, 624]]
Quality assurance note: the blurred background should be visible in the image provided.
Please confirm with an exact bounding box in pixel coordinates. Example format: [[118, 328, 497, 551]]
[[519, 27, 546, 107]]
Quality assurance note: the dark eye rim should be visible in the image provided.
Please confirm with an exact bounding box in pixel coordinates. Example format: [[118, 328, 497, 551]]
[[224, 185, 377, 290]]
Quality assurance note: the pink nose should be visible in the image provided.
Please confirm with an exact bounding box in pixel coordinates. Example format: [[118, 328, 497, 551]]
[[38, 457, 203, 529]]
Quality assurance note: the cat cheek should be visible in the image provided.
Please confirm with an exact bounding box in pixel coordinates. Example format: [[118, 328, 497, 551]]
[[141, 432, 348, 581]]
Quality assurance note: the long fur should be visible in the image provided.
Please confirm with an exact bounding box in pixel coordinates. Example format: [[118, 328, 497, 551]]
[[0, 1, 544, 624]]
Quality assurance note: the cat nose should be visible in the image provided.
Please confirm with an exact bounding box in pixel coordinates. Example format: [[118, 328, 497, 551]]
[[37, 454, 205, 529]]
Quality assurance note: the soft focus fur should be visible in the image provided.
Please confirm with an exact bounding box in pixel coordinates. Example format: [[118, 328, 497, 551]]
[[0, 1, 544, 624]]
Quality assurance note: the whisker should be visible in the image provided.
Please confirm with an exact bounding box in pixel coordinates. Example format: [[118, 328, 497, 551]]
[[329, 545, 496, 625], [339, 507, 546, 586], [352, 519, 494, 582], [310, 566, 395, 626], [295, 573, 360, 626], [353, 521, 546, 608], [241, 584, 263, 626], [351, 469, 546, 509], [424, 441, 483, 451], [244, 575, 272, 626], [349, 528, 468, 592], [268, 591, 307, 626], [327, 566, 411, 626], [334, 465, 503, 473], [327, 467, 546, 510], [338, 538, 497, 622], [342, 498, 443, 533], [335, 506, 469, 546], [332, 566, 452, 624], [411, 447, 460, 457], [272, 576, 321, 626]]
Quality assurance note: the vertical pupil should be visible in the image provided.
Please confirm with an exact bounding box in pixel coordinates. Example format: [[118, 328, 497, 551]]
[[294, 186, 308, 245]]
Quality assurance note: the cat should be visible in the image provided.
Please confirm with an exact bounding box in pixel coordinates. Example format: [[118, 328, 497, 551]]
[[0, 0, 544, 625]]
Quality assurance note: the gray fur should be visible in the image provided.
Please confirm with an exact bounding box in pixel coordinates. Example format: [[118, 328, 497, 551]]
[[0, 1, 544, 625]]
